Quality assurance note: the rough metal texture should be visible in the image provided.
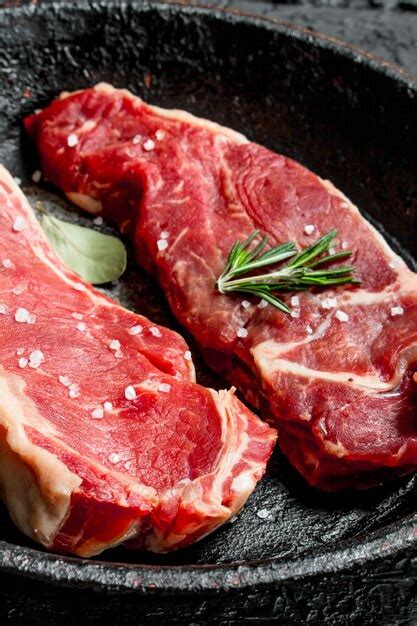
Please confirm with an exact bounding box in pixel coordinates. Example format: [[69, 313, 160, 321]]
[[0, 1, 416, 623]]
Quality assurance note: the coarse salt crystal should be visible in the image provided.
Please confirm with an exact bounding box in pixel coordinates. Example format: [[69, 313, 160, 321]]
[[67, 134, 78, 147], [68, 384, 80, 399], [12, 217, 25, 232], [341, 240, 349, 250], [157, 239, 168, 251], [125, 385, 137, 400], [155, 129, 165, 141], [59, 375, 72, 387], [160, 231, 169, 239], [12, 286, 24, 295], [0, 304, 8, 314], [329, 247, 336, 255], [91, 408, 104, 420], [304, 224, 315, 235], [93, 216, 103, 226], [15, 307, 29, 323], [321, 297, 337, 310], [258, 299, 268, 309], [241, 300, 251, 309], [390, 306, 404, 317], [31, 170, 42, 183], [72, 312, 83, 320], [389, 262, 395, 269], [114, 350, 123, 358], [158, 383, 171, 393], [290, 296, 300, 307], [128, 325, 143, 336], [103, 401, 113, 411], [27, 314, 36, 325], [143, 139, 155, 151], [16, 347, 24, 355], [109, 339, 121, 350], [306, 325, 313, 335], [290, 309, 300, 319], [132, 134, 141, 144], [256, 508, 273, 520], [13, 177, 22, 186], [2, 259, 13, 269], [149, 326, 162, 338], [28, 350, 44, 369], [18, 357, 28, 369], [73, 282, 85, 291], [76, 322, 86, 332], [108, 453, 120, 464], [236, 327, 248, 338], [335, 310, 349, 322], [184, 350, 192, 361]]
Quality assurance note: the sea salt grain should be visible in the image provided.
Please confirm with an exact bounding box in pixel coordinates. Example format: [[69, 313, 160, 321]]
[[335, 310, 349, 322], [290, 309, 300, 319], [160, 231, 169, 239], [31, 170, 42, 183], [114, 350, 123, 359], [73, 282, 85, 291], [0, 304, 8, 314], [306, 325, 313, 335], [132, 135, 141, 144], [256, 508, 273, 520], [321, 297, 337, 310], [184, 351, 192, 361], [59, 375, 72, 387], [2, 259, 13, 269], [258, 299, 268, 309], [76, 322, 86, 332], [157, 239, 168, 251], [236, 327, 248, 338], [12, 217, 25, 232], [16, 347, 24, 355], [18, 358, 28, 369], [72, 312, 83, 320], [108, 453, 120, 464], [91, 408, 104, 420], [93, 216, 103, 226], [12, 286, 24, 295], [68, 384, 80, 399], [109, 339, 121, 350], [28, 350, 44, 369], [290, 296, 300, 307], [128, 325, 143, 336], [341, 240, 349, 250], [390, 306, 404, 317], [158, 383, 171, 393], [304, 224, 315, 236], [155, 129, 165, 141], [67, 134, 78, 147], [15, 308, 29, 323], [125, 385, 137, 400], [103, 401, 113, 411], [241, 300, 251, 309], [149, 326, 162, 338], [143, 139, 155, 151]]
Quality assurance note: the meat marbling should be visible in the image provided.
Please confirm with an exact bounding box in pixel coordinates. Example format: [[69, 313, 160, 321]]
[[25, 84, 417, 490], [0, 165, 276, 556]]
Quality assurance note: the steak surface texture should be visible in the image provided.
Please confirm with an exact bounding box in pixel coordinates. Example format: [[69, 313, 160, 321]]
[[0, 165, 275, 556], [25, 84, 417, 490]]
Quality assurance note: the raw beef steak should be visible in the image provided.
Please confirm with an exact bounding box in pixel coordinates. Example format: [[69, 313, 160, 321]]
[[25, 84, 417, 490], [0, 165, 275, 556]]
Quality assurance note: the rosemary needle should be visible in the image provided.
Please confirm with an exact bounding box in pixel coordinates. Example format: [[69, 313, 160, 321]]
[[215, 229, 360, 314]]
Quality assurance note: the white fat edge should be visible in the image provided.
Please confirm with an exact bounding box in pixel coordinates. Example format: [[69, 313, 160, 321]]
[[90, 83, 249, 145], [65, 192, 102, 214], [0, 369, 82, 547], [252, 341, 393, 392], [320, 178, 410, 274]]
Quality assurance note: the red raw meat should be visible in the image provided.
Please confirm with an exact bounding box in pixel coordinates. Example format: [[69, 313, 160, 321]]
[[25, 84, 417, 490], [0, 165, 276, 556]]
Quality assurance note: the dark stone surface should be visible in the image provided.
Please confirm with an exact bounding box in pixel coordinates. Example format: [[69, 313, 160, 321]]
[[0, 1, 416, 623]]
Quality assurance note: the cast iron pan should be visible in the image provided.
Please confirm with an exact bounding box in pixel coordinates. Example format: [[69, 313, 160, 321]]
[[0, 1, 417, 623]]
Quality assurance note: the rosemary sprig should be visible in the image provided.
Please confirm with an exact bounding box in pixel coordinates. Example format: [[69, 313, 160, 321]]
[[215, 229, 360, 314]]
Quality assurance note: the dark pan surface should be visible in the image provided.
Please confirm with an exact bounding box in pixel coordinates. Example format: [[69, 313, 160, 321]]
[[0, 0, 416, 593]]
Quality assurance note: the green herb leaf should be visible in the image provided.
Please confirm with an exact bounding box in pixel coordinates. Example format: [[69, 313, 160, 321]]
[[40, 211, 127, 285], [215, 229, 360, 313]]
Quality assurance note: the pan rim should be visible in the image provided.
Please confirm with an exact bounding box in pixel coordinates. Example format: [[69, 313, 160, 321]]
[[1, 0, 417, 593]]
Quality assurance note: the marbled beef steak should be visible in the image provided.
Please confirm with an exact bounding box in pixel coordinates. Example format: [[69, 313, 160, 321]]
[[26, 83, 417, 490], [0, 165, 275, 556]]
